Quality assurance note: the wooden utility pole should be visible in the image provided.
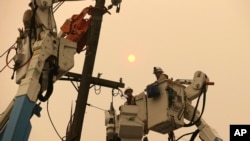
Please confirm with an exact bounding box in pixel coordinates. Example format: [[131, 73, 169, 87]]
[[66, 0, 107, 140]]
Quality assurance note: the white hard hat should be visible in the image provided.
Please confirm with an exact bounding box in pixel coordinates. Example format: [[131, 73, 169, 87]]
[[153, 67, 163, 74], [124, 87, 133, 93]]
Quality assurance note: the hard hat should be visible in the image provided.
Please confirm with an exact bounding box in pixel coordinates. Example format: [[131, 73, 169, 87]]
[[124, 87, 133, 93], [153, 67, 163, 74]]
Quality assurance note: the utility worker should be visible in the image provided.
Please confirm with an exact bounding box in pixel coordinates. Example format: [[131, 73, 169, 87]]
[[19, 1, 38, 40], [153, 67, 174, 140], [124, 87, 136, 105], [23, 2, 34, 30], [17, 2, 34, 39], [153, 67, 169, 81]]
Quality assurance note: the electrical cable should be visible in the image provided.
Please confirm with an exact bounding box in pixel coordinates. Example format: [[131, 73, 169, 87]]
[[176, 131, 195, 141], [192, 85, 207, 125], [53, 1, 65, 13], [4, 43, 32, 80], [184, 85, 207, 127], [190, 129, 200, 141], [0, 42, 16, 57], [94, 84, 101, 95], [46, 100, 66, 141], [112, 88, 123, 97], [38, 59, 57, 102], [86, 103, 106, 112], [5, 46, 16, 70], [70, 80, 79, 91], [177, 85, 207, 141]]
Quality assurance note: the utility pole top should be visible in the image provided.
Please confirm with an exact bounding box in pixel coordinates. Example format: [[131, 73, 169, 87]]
[[66, 0, 107, 140]]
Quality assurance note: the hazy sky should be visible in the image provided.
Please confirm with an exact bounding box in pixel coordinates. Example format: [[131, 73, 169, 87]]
[[1, 0, 250, 141]]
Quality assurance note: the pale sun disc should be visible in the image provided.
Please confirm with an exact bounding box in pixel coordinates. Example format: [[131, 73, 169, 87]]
[[128, 54, 136, 62]]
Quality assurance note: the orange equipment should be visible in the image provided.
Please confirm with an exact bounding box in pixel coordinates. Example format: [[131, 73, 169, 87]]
[[60, 6, 92, 53]]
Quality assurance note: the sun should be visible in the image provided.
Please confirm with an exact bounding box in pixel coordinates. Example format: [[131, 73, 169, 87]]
[[128, 54, 136, 62]]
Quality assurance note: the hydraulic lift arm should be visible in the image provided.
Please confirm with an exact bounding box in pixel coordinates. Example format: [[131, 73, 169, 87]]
[[0, 0, 79, 140]]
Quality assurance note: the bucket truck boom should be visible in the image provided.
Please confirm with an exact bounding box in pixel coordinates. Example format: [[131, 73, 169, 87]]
[[105, 71, 223, 141]]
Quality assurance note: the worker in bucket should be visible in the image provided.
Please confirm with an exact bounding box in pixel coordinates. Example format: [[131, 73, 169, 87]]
[[153, 67, 169, 80], [23, 2, 34, 31], [124, 87, 136, 105]]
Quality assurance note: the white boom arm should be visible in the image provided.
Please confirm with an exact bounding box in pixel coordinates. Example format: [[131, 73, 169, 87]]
[[0, 0, 77, 140]]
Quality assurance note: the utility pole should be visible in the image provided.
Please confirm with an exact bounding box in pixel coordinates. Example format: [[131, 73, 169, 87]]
[[66, 0, 107, 140]]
